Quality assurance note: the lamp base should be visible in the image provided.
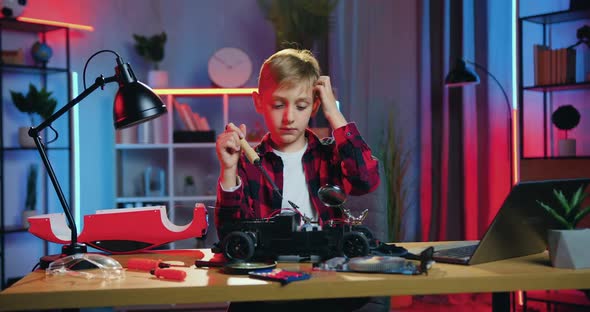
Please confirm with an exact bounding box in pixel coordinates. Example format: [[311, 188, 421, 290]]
[[39, 254, 63, 269], [62, 242, 88, 255], [39, 243, 91, 270]]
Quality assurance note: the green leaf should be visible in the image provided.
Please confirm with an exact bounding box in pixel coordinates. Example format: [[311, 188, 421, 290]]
[[554, 189, 571, 215], [133, 32, 167, 68], [257, 0, 338, 50], [565, 186, 587, 222], [10, 91, 32, 114], [570, 186, 584, 208], [10, 83, 56, 125], [573, 206, 590, 227], [537, 200, 573, 229]]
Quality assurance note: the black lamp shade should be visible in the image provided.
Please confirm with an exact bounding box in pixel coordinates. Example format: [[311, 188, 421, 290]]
[[114, 81, 167, 129], [445, 59, 480, 87]]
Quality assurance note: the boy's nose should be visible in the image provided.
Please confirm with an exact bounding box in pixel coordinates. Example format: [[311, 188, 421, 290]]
[[283, 106, 295, 124]]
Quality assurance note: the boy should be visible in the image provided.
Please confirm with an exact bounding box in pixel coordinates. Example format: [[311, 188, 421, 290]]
[[215, 48, 386, 312], [215, 48, 380, 231]]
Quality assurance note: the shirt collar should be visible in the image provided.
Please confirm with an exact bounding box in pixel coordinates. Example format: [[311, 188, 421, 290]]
[[255, 128, 322, 158]]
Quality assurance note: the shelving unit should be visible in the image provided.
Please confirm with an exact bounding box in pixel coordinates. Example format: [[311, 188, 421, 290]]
[[115, 88, 258, 248], [518, 8, 590, 181], [0, 19, 73, 288]]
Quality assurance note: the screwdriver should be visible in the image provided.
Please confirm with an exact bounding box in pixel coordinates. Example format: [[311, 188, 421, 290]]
[[127, 258, 185, 271], [150, 268, 187, 281]]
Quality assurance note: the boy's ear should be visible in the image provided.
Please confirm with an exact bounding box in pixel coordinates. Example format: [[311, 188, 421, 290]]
[[252, 91, 263, 113], [311, 96, 321, 116]]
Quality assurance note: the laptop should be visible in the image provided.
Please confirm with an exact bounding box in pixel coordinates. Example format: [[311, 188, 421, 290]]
[[432, 178, 590, 265]]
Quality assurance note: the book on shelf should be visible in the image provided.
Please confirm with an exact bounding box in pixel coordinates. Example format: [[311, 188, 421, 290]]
[[192, 112, 211, 131], [176, 102, 197, 131], [174, 100, 211, 132], [533, 45, 576, 86]]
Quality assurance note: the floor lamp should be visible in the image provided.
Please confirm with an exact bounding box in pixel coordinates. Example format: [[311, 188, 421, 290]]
[[445, 58, 514, 188], [29, 49, 167, 267]]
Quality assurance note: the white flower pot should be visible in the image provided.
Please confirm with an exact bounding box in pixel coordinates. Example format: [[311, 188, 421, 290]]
[[147, 70, 169, 88], [558, 139, 576, 157], [547, 229, 590, 269], [18, 127, 36, 148]]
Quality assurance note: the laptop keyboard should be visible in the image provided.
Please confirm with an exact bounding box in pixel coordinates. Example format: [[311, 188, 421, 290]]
[[434, 244, 478, 258]]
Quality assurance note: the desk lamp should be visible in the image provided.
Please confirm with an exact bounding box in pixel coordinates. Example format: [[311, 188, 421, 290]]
[[28, 49, 167, 267], [445, 58, 514, 187]]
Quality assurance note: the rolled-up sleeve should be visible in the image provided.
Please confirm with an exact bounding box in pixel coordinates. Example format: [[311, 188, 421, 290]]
[[332, 123, 380, 195]]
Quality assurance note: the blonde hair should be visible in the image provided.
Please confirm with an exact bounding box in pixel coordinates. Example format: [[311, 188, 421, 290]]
[[258, 49, 320, 93]]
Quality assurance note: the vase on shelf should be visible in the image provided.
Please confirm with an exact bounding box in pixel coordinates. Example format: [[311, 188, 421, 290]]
[[558, 138, 576, 157], [18, 127, 35, 148], [140, 70, 169, 144], [147, 70, 168, 89]]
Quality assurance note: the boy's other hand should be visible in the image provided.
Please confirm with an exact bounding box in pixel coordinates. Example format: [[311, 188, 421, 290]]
[[217, 123, 246, 188], [314, 76, 346, 129]]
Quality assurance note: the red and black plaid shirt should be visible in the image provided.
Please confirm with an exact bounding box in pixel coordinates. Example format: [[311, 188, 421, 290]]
[[215, 123, 380, 232]]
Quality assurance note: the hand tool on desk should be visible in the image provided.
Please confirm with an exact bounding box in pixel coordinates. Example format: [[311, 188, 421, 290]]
[[150, 268, 187, 281], [195, 252, 228, 268], [127, 257, 188, 271], [195, 259, 226, 268]]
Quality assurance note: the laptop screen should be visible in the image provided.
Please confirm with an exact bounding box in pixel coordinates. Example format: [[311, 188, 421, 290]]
[[469, 178, 590, 265]]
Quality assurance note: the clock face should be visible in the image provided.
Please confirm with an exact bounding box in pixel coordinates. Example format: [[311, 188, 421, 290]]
[[208, 47, 253, 88]]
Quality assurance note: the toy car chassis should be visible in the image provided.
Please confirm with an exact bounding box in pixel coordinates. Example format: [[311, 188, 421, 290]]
[[214, 212, 377, 262]]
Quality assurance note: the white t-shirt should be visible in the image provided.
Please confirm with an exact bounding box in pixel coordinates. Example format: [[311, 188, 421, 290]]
[[219, 143, 317, 222], [273, 144, 317, 222]]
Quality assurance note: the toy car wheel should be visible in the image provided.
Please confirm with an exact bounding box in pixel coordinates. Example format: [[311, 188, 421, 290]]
[[222, 231, 255, 261], [340, 232, 369, 258], [353, 225, 374, 240]]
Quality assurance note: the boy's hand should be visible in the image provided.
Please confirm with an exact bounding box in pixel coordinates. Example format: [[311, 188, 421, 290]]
[[216, 122, 246, 188], [314, 76, 347, 129]]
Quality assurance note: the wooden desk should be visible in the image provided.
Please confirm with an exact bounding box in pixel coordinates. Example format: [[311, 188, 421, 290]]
[[1, 242, 590, 311]]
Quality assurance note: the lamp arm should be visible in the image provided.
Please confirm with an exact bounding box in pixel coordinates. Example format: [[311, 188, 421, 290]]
[[465, 60, 512, 113], [28, 74, 118, 248], [30, 75, 118, 136], [465, 60, 514, 185]]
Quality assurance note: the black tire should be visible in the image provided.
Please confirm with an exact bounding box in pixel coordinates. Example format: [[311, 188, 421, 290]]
[[222, 231, 255, 261], [340, 232, 370, 258], [353, 225, 375, 240]]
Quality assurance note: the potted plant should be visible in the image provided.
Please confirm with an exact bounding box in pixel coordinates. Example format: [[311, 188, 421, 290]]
[[10, 83, 57, 148], [133, 32, 168, 88], [381, 111, 412, 308], [22, 164, 38, 229], [537, 186, 590, 269], [382, 114, 410, 244], [257, 0, 338, 51], [551, 104, 580, 157]]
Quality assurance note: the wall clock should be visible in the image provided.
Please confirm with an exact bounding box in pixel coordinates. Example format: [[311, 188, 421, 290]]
[[208, 47, 253, 88]]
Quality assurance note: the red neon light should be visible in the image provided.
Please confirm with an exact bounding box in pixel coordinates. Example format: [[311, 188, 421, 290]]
[[16, 17, 94, 31], [512, 108, 519, 184], [154, 88, 257, 96]]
